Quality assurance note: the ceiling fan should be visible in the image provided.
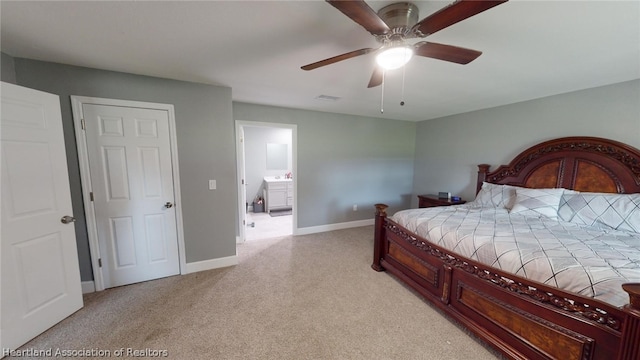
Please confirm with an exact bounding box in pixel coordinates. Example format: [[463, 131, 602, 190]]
[[301, 0, 508, 88]]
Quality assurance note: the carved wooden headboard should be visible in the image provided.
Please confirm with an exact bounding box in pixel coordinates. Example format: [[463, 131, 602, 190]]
[[477, 137, 640, 194]]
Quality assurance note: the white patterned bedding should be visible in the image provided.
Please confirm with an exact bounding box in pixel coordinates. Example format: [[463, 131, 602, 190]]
[[391, 204, 640, 307]]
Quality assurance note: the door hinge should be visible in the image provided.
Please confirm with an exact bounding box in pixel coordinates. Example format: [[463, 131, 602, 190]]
[[90, 192, 94, 201], [98, 258, 102, 267], [81, 118, 86, 130]]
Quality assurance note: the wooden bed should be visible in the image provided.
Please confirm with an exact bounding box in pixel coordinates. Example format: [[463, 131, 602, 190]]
[[372, 137, 640, 360]]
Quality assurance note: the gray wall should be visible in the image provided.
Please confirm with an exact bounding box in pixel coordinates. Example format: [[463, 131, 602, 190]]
[[243, 126, 292, 205], [412, 80, 640, 205], [234, 103, 416, 227], [9, 53, 636, 281], [1, 52, 16, 84], [12, 58, 236, 281]]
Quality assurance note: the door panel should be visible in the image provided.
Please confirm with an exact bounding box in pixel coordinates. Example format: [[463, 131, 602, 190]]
[[103, 146, 130, 200], [1, 82, 83, 351], [140, 147, 162, 198], [2, 140, 57, 217], [111, 216, 136, 267], [82, 104, 179, 288], [15, 233, 68, 312]]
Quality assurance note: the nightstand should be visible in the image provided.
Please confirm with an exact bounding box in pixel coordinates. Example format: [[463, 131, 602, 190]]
[[418, 194, 466, 208]]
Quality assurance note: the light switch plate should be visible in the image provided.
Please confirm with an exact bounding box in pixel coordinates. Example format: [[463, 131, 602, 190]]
[[209, 180, 216, 190]]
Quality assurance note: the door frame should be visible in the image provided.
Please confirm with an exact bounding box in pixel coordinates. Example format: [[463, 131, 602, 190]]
[[235, 121, 297, 243], [71, 96, 186, 291]]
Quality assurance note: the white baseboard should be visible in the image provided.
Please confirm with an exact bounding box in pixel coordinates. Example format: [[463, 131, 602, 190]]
[[294, 218, 374, 236], [81, 281, 95, 294], [81, 257, 237, 293], [185, 255, 238, 274]]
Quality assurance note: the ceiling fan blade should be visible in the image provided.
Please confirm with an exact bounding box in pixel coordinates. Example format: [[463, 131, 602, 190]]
[[413, 0, 507, 36], [367, 67, 383, 88], [414, 41, 482, 64], [301, 48, 376, 71], [326, 0, 390, 35]]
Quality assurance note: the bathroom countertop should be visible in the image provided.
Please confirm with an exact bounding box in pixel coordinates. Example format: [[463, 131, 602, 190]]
[[263, 176, 292, 182]]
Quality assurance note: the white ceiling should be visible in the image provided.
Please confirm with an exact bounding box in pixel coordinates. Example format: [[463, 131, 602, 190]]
[[1, 1, 639, 122]]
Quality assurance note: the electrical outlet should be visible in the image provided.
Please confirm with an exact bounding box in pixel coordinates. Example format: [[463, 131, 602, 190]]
[[352, 204, 357, 211], [208, 180, 216, 190]]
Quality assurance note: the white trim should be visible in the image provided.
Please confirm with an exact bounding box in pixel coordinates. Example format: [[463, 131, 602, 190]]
[[81, 281, 95, 294], [185, 255, 238, 274], [235, 121, 298, 242], [71, 96, 186, 291], [294, 219, 374, 236]]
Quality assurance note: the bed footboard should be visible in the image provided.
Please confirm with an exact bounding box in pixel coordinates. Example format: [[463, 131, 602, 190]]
[[372, 204, 640, 360]]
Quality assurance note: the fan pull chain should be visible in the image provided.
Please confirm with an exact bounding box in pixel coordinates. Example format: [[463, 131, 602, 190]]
[[400, 63, 406, 106], [380, 70, 385, 113]]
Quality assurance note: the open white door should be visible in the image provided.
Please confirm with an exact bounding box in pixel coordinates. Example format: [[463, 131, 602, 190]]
[[237, 124, 247, 243], [1, 82, 83, 352]]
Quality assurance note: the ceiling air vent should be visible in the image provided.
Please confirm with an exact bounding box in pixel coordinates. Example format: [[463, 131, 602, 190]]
[[315, 95, 341, 102]]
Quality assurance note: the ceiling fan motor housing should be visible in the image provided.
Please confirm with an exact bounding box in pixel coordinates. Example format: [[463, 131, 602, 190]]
[[377, 2, 419, 37]]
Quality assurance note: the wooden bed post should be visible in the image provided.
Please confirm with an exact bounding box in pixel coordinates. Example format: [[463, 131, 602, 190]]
[[618, 284, 640, 360], [477, 164, 490, 193], [372, 203, 388, 272]]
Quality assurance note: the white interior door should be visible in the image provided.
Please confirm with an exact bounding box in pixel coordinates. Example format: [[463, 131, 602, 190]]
[[82, 103, 180, 288], [1, 82, 83, 351]]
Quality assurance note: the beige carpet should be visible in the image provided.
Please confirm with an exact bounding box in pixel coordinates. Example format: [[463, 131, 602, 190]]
[[15, 226, 502, 360]]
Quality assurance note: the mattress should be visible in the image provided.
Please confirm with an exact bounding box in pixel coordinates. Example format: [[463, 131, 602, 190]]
[[391, 204, 640, 307]]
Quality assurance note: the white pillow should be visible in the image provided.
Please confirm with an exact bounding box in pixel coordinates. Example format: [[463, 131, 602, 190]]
[[510, 188, 565, 219], [502, 185, 518, 210], [473, 182, 518, 209], [558, 192, 640, 233], [473, 182, 503, 207]]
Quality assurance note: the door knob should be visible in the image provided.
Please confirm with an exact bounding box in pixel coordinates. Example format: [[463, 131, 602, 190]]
[[61, 215, 76, 224], [164, 202, 174, 209]]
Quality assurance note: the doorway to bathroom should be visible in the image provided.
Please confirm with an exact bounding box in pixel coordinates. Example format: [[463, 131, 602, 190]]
[[236, 121, 296, 242]]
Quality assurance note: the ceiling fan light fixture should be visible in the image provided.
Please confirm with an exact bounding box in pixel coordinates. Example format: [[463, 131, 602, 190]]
[[375, 46, 414, 70]]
